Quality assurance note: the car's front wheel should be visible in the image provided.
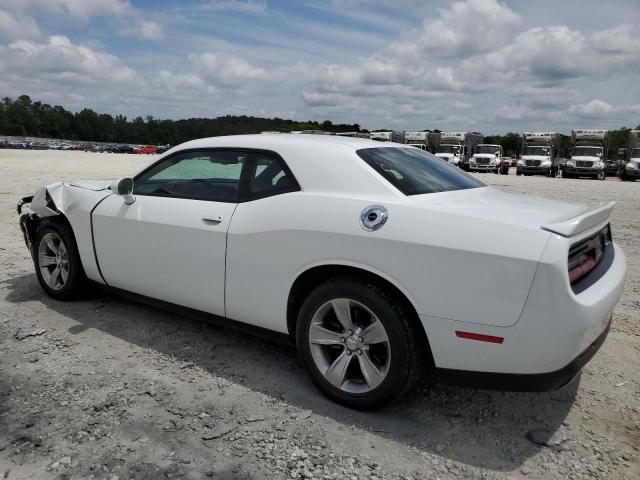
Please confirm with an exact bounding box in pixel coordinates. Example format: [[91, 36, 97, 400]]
[[34, 219, 86, 300], [296, 279, 421, 410]]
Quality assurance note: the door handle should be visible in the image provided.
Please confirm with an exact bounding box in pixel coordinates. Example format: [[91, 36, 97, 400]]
[[202, 214, 223, 224]]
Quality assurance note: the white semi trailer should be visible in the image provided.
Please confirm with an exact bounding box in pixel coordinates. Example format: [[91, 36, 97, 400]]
[[433, 132, 483, 170], [469, 144, 503, 173], [370, 131, 405, 143], [517, 132, 560, 177], [563, 129, 609, 180], [620, 130, 640, 181], [404, 131, 428, 150]]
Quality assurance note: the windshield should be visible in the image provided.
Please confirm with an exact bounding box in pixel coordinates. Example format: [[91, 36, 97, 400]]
[[436, 144, 460, 154], [357, 147, 485, 196], [475, 145, 500, 155], [631, 148, 640, 159], [572, 147, 602, 157], [524, 146, 550, 156]]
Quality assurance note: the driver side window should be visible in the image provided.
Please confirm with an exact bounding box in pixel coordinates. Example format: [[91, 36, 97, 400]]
[[134, 150, 245, 203]]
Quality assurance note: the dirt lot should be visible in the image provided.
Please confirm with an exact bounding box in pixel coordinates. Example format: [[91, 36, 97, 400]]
[[1, 150, 638, 480]]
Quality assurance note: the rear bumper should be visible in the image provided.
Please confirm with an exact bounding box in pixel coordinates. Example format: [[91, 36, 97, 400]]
[[437, 317, 610, 391], [420, 240, 625, 382]]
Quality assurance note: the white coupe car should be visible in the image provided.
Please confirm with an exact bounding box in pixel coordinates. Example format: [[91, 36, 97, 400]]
[[18, 134, 626, 409]]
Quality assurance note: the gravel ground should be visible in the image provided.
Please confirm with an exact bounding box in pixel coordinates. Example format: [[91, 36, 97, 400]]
[[0, 150, 638, 480]]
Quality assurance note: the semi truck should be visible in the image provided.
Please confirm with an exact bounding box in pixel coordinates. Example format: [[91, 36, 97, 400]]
[[620, 130, 640, 181], [404, 131, 428, 150], [469, 144, 503, 173], [433, 132, 483, 169], [563, 129, 609, 180], [516, 132, 560, 177], [370, 131, 405, 143]]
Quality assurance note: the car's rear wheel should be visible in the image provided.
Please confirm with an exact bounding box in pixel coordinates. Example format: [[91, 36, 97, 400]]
[[296, 279, 421, 410], [34, 220, 86, 300]]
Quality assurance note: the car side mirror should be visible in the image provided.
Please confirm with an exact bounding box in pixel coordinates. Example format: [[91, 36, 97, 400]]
[[111, 177, 136, 205]]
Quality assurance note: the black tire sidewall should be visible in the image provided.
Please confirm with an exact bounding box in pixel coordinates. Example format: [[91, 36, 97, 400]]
[[34, 220, 85, 300], [296, 279, 415, 410]]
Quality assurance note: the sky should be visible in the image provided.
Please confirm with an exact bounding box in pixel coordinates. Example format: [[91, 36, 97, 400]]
[[0, 0, 639, 134]]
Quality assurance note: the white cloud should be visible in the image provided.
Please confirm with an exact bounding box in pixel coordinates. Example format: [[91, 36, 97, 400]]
[[0, 9, 40, 40], [570, 100, 640, 118], [0, 36, 135, 83], [121, 20, 164, 41], [194, 1, 267, 14], [387, 0, 521, 60], [2, 0, 131, 18], [189, 52, 270, 85]]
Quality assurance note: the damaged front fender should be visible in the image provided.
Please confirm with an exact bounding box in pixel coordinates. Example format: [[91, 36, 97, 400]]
[[18, 179, 115, 284]]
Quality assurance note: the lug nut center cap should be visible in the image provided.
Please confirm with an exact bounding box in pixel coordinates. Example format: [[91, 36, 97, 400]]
[[345, 337, 359, 351]]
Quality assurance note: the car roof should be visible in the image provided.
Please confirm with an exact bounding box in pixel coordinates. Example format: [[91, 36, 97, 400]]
[[141, 134, 412, 199], [175, 133, 398, 151]]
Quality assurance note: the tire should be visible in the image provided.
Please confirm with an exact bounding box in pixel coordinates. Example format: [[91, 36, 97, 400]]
[[33, 219, 87, 300], [597, 170, 606, 180], [562, 170, 572, 179], [296, 278, 423, 410]]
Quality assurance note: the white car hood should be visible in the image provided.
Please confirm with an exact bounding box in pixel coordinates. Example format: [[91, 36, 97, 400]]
[[411, 187, 589, 232], [66, 179, 114, 191]]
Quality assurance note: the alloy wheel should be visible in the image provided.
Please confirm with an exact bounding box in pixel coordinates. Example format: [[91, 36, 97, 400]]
[[38, 232, 69, 291], [308, 298, 391, 394]]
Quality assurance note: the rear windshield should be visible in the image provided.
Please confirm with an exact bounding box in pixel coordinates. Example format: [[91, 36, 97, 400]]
[[357, 147, 485, 195]]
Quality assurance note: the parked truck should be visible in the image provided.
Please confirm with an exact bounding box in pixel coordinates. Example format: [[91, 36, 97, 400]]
[[433, 132, 483, 170], [620, 130, 640, 182], [562, 129, 609, 180], [469, 144, 503, 173], [370, 131, 405, 144], [404, 131, 428, 150], [516, 132, 560, 177]]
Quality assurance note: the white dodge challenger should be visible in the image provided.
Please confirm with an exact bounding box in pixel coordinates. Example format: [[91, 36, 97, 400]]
[[18, 134, 626, 409]]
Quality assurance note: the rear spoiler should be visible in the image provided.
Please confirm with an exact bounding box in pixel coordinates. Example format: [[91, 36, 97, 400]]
[[542, 201, 615, 237]]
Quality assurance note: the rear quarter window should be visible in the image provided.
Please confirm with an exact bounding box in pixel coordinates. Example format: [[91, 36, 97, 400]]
[[357, 147, 485, 195]]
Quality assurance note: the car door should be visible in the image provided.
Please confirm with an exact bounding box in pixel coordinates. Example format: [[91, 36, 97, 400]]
[[92, 149, 245, 316]]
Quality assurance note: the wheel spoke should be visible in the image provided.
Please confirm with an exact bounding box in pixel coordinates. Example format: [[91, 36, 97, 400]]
[[309, 323, 343, 346], [39, 254, 57, 267], [60, 265, 69, 284], [49, 266, 61, 288], [331, 299, 353, 332], [357, 351, 385, 389], [361, 319, 388, 344], [45, 235, 59, 254], [324, 351, 352, 388], [58, 241, 67, 258]]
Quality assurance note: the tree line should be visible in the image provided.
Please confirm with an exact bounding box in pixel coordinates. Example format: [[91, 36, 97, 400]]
[[1, 95, 638, 157], [0, 95, 363, 145]]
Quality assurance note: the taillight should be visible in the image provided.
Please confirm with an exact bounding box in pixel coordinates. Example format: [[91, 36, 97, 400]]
[[568, 225, 611, 285]]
